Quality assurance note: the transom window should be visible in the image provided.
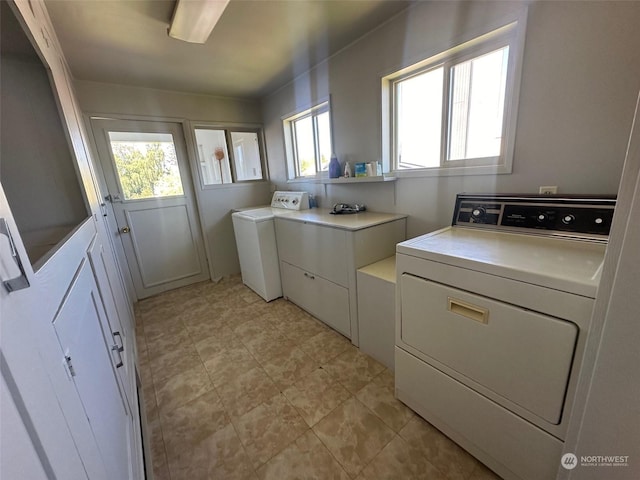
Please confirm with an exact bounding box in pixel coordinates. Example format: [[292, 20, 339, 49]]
[[283, 101, 333, 179], [383, 20, 524, 176]]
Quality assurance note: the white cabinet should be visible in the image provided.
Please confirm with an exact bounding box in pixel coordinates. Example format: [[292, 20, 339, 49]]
[[275, 214, 406, 344], [88, 238, 135, 411], [280, 260, 351, 336], [277, 219, 349, 287], [0, 2, 142, 479], [53, 260, 132, 480], [356, 256, 396, 369]]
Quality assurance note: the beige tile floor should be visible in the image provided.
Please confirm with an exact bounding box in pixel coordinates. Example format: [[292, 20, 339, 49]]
[[135, 276, 501, 480]]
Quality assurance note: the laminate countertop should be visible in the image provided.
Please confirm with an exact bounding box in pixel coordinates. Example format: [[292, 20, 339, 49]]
[[273, 208, 407, 231]]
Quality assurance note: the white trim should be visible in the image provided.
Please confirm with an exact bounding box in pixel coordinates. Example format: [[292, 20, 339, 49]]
[[187, 121, 268, 188], [282, 98, 333, 180], [381, 8, 528, 178]]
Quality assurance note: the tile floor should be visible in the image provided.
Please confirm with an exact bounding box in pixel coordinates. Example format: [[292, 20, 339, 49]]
[[135, 276, 501, 480]]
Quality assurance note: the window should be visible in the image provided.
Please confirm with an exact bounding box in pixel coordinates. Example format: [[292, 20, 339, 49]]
[[108, 132, 184, 199], [194, 127, 266, 185], [383, 20, 524, 176], [283, 102, 333, 179]]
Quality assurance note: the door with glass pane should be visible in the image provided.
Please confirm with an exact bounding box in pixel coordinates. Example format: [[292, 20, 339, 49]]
[[91, 119, 209, 299]]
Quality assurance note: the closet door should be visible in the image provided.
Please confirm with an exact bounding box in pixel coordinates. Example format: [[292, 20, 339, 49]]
[[87, 237, 134, 412], [0, 187, 92, 480], [53, 260, 131, 480]]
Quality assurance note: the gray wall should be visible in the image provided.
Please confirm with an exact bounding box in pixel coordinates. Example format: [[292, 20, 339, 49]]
[[0, 56, 88, 235], [74, 81, 271, 279], [262, 1, 640, 238]]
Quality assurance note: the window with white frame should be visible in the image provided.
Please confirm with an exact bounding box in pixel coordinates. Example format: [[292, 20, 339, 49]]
[[383, 20, 524, 176], [283, 102, 333, 179], [193, 127, 266, 185]]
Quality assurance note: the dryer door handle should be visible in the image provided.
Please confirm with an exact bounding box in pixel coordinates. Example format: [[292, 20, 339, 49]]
[[448, 297, 489, 324]]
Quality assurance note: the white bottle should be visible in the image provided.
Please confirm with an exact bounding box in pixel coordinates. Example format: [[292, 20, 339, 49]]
[[344, 162, 351, 178]]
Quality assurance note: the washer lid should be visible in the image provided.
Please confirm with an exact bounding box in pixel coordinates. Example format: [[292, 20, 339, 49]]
[[232, 207, 276, 222], [397, 227, 607, 298]]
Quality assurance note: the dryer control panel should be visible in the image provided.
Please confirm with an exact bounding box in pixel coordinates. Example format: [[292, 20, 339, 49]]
[[453, 194, 615, 240]]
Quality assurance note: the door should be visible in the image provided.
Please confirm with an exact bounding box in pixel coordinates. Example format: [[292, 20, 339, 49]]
[[400, 273, 578, 424], [0, 187, 95, 479], [91, 118, 209, 298], [53, 259, 131, 480], [87, 237, 133, 412]]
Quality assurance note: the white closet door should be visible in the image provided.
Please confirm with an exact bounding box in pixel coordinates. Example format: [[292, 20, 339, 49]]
[[53, 261, 131, 480]]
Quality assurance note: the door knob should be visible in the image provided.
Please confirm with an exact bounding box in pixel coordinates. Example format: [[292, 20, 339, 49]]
[[120, 226, 130, 234]]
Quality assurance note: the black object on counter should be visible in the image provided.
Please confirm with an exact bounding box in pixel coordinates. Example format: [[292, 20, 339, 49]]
[[330, 203, 367, 215]]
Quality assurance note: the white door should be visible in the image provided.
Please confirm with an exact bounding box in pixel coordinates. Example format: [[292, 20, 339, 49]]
[[52, 260, 131, 480], [92, 118, 209, 298], [0, 187, 103, 479], [87, 237, 133, 411]]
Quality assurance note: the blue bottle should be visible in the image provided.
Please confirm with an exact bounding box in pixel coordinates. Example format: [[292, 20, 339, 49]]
[[329, 154, 341, 178]]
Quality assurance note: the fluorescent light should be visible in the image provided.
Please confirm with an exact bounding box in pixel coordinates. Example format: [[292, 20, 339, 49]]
[[168, 0, 230, 44]]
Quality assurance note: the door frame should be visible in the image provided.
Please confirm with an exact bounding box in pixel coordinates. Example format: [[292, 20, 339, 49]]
[[85, 113, 212, 300]]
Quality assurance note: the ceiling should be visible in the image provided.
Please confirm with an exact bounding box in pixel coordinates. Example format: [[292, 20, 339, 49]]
[[44, 0, 413, 99]]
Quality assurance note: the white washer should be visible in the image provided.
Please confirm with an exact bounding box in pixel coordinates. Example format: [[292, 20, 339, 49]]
[[232, 191, 308, 301], [395, 194, 615, 480]]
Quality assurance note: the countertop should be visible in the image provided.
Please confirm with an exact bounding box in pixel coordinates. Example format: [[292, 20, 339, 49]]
[[357, 255, 397, 283], [273, 208, 407, 231]]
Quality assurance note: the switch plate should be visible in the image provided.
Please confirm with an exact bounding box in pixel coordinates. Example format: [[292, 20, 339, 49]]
[[539, 186, 558, 195]]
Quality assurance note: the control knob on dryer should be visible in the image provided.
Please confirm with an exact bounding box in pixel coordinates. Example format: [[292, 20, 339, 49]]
[[471, 206, 486, 221]]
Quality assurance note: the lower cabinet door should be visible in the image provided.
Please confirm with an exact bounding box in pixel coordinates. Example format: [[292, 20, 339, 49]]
[[87, 237, 133, 413], [280, 260, 351, 337], [53, 260, 132, 480]]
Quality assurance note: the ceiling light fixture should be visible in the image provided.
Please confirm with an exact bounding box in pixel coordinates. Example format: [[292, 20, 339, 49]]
[[168, 0, 230, 44]]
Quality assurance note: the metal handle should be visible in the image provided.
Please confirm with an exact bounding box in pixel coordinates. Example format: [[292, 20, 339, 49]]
[[113, 331, 124, 353], [105, 193, 122, 203], [0, 218, 30, 293], [303, 272, 315, 280], [111, 344, 124, 368], [120, 226, 130, 234], [447, 297, 489, 324]]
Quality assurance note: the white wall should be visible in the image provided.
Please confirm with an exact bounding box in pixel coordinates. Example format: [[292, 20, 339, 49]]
[[74, 81, 272, 279], [262, 1, 640, 238], [560, 93, 640, 480]]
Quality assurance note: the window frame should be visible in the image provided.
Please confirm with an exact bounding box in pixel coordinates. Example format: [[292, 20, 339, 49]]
[[191, 123, 268, 188], [382, 17, 526, 178], [282, 100, 333, 180]]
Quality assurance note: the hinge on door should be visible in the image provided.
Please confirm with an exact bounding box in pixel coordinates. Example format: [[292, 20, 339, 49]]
[[64, 354, 76, 378]]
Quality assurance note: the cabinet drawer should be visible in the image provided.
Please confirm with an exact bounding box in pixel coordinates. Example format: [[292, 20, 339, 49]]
[[281, 261, 351, 337], [275, 219, 348, 287]]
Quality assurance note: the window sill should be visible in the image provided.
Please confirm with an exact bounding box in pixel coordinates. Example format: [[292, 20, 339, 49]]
[[392, 163, 512, 178], [287, 175, 397, 184], [200, 180, 270, 190], [320, 175, 397, 184]]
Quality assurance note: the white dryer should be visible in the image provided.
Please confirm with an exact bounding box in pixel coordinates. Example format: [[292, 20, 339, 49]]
[[232, 191, 308, 301], [395, 194, 615, 480]]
